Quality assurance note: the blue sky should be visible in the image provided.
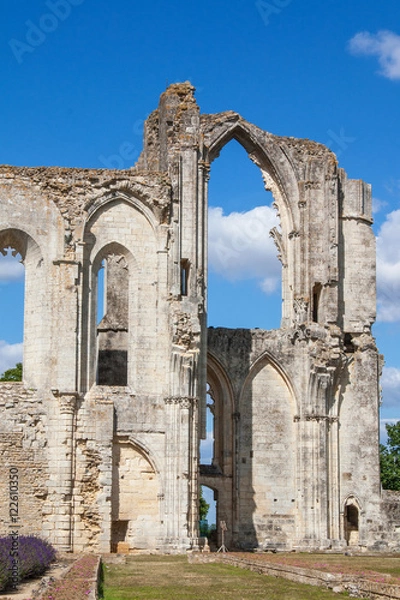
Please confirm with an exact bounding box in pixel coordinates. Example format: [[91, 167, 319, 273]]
[[0, 0, 399, 466]]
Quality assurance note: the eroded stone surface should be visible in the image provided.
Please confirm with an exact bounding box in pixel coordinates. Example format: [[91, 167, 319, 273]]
[[0, 82, 396, 553]]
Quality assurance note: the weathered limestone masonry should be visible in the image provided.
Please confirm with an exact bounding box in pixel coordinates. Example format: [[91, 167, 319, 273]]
[[0, 82, 398, 552]]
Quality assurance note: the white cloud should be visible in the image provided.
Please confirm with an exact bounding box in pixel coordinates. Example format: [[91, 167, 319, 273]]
[[0, 254, 24, 283], [208, 205, 281, 293], [349, 30, 400, 80], [200, 430, 214, 464], [0, 340, 23, 375], [381, 366, 400, 409], [372, 197, 388, 214], [209, 204, 400, 316], [376, 209, 400, 322]]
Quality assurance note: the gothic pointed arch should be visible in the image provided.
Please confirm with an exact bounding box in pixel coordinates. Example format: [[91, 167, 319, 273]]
[[343, 495, 362, 546], [81, 194, 158, 392], [111, 437, 162, 552], [238, 351, 297, 549], [246, 349, 299, 415], [204, 351, 235, 471], [199, 351, 236, 548], [202, 116, 304, 326], [82, 188, 160, 238], [204, 116, 300, 233]]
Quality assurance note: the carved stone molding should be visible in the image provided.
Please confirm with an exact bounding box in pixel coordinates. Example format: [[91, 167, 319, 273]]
[[164, 396, 198, 409], [199, 160, 211, 181], [293, 298, 308, 325], [107, 253, 128, 270], [172, 311, 197, 350], [270, 227, 286, 266], [304, 180, 321, 190], [52, 390, 79, 414], [294, 414, 339, 423]]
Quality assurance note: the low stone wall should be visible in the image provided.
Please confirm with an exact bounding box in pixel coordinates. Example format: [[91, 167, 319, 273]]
[[189, 553, 400, 599]]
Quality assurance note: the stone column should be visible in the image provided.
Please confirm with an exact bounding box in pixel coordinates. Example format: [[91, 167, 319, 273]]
[[52, 260, 80, 391], [186, 395, 199, 550], [52, 390, 78, 551], [94, 393, 114, 553], [232, 410, 241, 546], [297, 370, 333, 549], [197, 160, 209, 441], [327, 415, 343, 546], [163, 395, 198, 551]]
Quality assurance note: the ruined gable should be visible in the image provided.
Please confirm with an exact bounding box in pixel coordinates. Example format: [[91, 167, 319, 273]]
[[0, 83, 395, 553]]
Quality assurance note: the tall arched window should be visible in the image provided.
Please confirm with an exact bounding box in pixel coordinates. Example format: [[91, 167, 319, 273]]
[[208, 139, 282, 330], [96, 251, 129, 386], [0, 243, 24, 376], [0, 229, 46, 387]]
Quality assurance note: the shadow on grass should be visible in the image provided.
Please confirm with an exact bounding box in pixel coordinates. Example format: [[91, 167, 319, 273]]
[[98, 560, 105, 598]]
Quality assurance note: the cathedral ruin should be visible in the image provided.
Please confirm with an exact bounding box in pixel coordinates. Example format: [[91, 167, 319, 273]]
[[0, 82, 398, 553]]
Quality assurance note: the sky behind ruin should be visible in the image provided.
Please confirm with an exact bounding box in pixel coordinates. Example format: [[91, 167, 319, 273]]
[[0, 0, 399, 449]]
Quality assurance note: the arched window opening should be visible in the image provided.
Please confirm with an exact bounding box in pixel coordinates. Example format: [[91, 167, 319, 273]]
[[200, 387, 215, 466], [199, 485, 217, 546], [96, 253, 129, 386], [0, 245, 24, 377], [312, 283, 322, 323], [208, 139, 282, 330], [97, 259, 105, 324], [180, 259, 190, 297], [0, 230, 45, 388]]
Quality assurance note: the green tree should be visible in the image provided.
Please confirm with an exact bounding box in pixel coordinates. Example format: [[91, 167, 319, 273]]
[[199, 488, 210, 521], [380, 421, 400, 490], [0, 362, 23, 382]]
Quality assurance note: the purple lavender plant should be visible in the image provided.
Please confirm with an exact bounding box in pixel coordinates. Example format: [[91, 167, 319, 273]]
[[0, 535, 56, 591], [0, 536, 13, 590]]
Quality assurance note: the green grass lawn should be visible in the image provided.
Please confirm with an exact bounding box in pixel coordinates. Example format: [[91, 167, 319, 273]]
[[102, 555, 349, 599]]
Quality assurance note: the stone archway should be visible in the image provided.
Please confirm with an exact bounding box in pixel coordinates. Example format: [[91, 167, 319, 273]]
[[200, 353, 235, 547]]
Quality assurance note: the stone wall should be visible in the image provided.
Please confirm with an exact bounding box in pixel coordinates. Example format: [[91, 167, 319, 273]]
[[0, 82, 394, 553], [0, 384, 48, 538]]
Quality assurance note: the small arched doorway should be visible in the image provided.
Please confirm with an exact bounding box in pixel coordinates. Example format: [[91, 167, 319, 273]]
[[111, 439, 161, 552], [344, 497, 360, 546]]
